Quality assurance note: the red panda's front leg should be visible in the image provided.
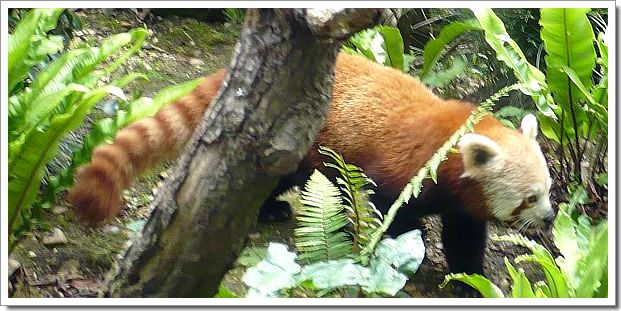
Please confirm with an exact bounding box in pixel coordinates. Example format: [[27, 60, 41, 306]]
[[441, 211, 487, 297], [441, 211, 487, 275]]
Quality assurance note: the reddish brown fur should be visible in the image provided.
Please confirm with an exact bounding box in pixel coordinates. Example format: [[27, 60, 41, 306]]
[[68, 69, 226, 223], [69, 54, 522, 224]]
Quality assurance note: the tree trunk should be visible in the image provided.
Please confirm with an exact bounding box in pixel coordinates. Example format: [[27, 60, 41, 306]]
[[104, 8, 380, 297]]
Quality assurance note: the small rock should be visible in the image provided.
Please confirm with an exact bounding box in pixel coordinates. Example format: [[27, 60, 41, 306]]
[[151, 37, 159, 44], [8, 258, 21, 277], [248, 232, 261, 241], [103, 225, 120, 234], [42, 227, 68, 247], [119, 21, 132, 27], [434, 242, 443, 250], [59, 259, 82, 280], [29, 251, 37, 258], [152, 187, 158, 195], [500, 278, 511, 290], [189, 58, 205, 67], [52, 205, 68, 214]]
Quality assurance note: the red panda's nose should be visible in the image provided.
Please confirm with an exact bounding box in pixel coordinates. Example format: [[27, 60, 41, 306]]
[[543, 210, 556, 229]]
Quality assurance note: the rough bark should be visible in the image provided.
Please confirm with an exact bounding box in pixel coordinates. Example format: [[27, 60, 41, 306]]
[[104, 8, 380, 297]]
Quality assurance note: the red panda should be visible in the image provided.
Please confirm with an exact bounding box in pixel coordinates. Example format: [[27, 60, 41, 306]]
[[68, 53, 554, 276]]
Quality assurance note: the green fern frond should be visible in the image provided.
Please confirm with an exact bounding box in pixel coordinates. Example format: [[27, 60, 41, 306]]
[[319, 146, 382, 253], [294, 170, 352, 262], [360, 84, 520, 264]]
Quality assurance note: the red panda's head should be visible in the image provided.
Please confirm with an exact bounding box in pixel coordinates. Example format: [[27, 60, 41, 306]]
[[458, 114, 554, 229]]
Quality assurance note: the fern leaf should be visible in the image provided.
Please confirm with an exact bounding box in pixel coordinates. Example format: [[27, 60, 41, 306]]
[[319, 146, 381, 254], [294, 170, 352, 262]]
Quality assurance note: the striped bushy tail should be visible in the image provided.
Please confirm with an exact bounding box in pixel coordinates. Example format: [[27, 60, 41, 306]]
[[68, 69, 227, 224]]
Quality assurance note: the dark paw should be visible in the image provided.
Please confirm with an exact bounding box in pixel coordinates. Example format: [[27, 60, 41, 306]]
[[451, 281, 482, 298]]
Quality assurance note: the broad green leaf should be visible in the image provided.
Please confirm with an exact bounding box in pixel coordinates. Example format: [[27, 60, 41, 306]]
[[596, 32, 608, 68], [505, 257, 536, 298], [242, 243, 301, 297], [472, 8, 555, 118], [343, 26, 408, 72], [494, 234, 570, 297], [495, 105, 528, 119], [370, 229, 425, 276], [8, 85, 126, 245], [593, 262, 608, 298], [559, 65, 598, 107], [540, 8, 596, 113], [8, 8, 65, 93], [126, 77, 201, 123], [377, 26, 404, 71], [533, 281, 551, 298], [346, 28, 379, 62], [295, 230, 424, 296], [297, 259, 367, 289], [23, 49, 87, 106], [22, 83, 90, 135], [440, 273, 504, 298], [365, 259, 408, 295], [536, 112, 561, 143], [560, 64, 607, 126], [214, 284, 239, 298], [422, 56, 467, 88], [420, 19, 481, 79], [574, 220, 607, 297], [552, 205, 579, 284]]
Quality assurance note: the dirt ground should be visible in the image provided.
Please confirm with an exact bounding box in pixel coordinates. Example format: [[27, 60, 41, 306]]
[[8, 9, 554, 299]]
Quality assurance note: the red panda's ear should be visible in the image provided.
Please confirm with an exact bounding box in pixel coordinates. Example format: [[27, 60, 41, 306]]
[[458, 133, 501, 177], [520, 114, 538, 140]]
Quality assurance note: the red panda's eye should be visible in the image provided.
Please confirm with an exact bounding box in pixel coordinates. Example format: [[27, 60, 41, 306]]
[[527, 195, 538, 204]]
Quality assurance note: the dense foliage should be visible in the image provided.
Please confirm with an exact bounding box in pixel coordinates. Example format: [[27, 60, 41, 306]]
[[7, 9, 200, 251], [441, 187, 608, 298], [474, 8, 608, 213]]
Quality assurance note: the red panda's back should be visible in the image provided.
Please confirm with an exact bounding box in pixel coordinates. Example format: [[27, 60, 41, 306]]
[[305, 54, 496, 191]]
